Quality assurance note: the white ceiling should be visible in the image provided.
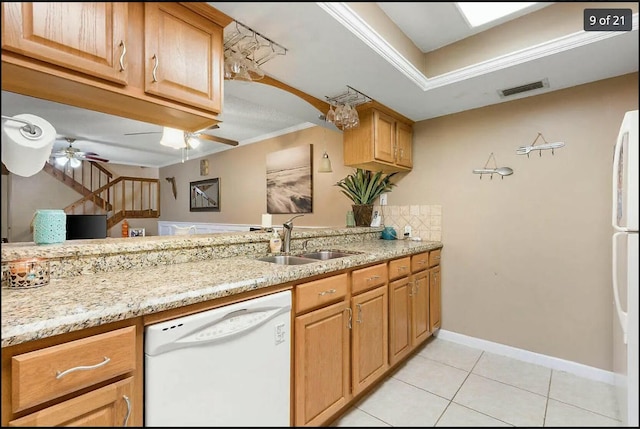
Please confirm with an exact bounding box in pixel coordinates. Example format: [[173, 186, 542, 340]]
[[2, 2, 638, 168]]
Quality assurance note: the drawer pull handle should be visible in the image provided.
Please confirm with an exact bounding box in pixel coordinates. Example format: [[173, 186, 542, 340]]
[[418, 260, 427, 265], [118, 40, 126, 72], [356, 304, 363, 323], [399, 266, 408, 271], [318, 288, 336, 296], [56, 356, 110, 379], [151, 54, 159, 82], [346, 307, 352, 329], [367, 275, 381, 281], [123, 395, 131, 427]]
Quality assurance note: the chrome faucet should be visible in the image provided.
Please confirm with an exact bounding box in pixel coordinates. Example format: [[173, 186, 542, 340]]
[[282, 214, 304, 253]]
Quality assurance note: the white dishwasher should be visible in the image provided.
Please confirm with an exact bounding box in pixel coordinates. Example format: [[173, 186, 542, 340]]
[[144, 290, 291, 426]]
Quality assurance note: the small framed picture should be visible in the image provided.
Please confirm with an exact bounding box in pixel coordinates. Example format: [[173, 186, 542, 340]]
[[129, 228, 145, 237]]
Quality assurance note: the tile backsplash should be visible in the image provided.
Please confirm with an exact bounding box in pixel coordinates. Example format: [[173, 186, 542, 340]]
[[378, 204, 442, 241]]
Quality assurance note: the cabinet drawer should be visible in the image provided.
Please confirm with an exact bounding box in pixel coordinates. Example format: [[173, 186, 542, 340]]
[[388, 257, 411, 281], [296, 273, 348, 314], [429, 249, 442, 267], [352, 263, 387, 295], [12, 326, 136, 412], [411, 252, 430, 272]]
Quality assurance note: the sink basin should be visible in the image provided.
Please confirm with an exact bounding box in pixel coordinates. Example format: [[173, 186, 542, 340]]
[[297, 250, 361, 260], [256, 255, 316, 265]]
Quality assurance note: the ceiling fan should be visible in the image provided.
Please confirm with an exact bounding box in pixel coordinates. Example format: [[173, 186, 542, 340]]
[[124, 124, 239, 148], [50, 137, 110, 168]]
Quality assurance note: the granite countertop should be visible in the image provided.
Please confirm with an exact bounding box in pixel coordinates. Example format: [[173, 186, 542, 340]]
[[1, 239, 442, 348]]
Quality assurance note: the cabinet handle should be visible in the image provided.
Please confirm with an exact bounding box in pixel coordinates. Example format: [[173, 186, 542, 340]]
[[356, 304, 363, 323], [408, 281, 413, 297], [151, 54, 159, 83], [318, 288, 336, 296], [56, 356, 110, 379], [399, 265, 408, 271], [122, 395, 131, 427], [367, 275, 381, 282], [346, 307, 352, 329], [118, 40, 126, 72]]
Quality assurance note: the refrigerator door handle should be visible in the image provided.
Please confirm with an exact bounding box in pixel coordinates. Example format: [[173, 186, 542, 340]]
[[612, 231, 628, 344]]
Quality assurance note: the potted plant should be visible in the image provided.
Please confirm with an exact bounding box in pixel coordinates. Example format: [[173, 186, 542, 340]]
[[335, 168, 397, 226]]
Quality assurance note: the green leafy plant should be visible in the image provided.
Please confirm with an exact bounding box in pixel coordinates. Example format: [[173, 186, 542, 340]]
[[335, 168, 397, 205]]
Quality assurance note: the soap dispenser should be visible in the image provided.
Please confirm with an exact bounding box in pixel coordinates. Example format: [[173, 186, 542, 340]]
[[269, 230, 282, 253]]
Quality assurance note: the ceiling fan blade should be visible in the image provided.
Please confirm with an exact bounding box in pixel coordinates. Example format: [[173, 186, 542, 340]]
[[197, 133, 239, 146], [196, 124, 220, 132], [124, 131, 162, 136], [83, 154, 110, 163]]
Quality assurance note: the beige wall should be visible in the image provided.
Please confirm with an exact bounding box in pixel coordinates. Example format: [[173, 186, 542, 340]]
[[393, 73, 638, 370], [159, 125, 355, 229]]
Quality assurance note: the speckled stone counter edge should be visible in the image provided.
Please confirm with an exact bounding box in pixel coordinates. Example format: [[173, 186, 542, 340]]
[[2, 228, 443, 348], [1, 227, 381, 283]]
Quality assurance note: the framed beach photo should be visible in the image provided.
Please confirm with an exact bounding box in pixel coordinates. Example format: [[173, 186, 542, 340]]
[[266, 145, 313, 214]]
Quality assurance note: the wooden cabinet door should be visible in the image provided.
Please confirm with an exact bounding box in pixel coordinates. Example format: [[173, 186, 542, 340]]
[[388, 276, 411, 366], [395, 121, 413, 168], [351, 285, 388, 396], [144, 3, 223, 113], [429, 266, 441, 332], [373, 110, 396, 163], [411, 270, 430, 347], [294, 300, 351, 426], [9, 377, 134, 427], [1, 2, 128, 85]]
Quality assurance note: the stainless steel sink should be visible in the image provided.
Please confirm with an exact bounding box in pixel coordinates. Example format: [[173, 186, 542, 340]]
[[256, 250, 362, 265], [297, 250, 361, 260], [256, 255, 316, 265]]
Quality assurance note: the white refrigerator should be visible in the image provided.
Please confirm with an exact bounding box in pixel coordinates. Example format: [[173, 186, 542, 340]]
[[612, 110, 639, 427]]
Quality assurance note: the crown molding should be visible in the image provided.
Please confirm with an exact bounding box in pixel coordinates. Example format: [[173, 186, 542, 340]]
[[319, 3, 639, 92]]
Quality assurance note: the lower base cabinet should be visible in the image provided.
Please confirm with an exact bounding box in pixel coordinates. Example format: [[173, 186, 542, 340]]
[[388, 275, 412, 366], [9, 378, 134, 427], [351, 284, 389, 397], [294, 299, 351, 426], [429, 265, 441, 331]]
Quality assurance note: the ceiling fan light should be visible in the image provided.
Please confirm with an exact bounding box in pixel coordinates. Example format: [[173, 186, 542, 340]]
[[160, 127, 186, 149], [55, 156, 69, 167], [69, 157, 81, 168], [186, 134, 200, 149]]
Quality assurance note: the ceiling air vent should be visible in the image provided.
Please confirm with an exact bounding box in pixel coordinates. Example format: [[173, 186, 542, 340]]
[[498, 78, 549, 98]]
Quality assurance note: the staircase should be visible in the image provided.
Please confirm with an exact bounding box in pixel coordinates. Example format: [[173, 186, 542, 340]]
[[44, 161, 160, 230]]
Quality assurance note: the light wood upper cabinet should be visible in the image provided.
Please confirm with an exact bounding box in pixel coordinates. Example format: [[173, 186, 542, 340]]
[[396, 121, 413, 168], [343, 104, 414, 173], [1, 2, 129, 85], [1, 2, 231, 131], [144, 3, 223, 113]]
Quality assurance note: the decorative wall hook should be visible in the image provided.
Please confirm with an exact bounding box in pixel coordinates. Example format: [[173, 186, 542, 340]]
[[516, 133, 565, 157], [472, 153, 513, 180]]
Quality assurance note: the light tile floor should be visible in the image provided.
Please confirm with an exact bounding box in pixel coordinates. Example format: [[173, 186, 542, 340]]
[[332, 337, 622, 427]]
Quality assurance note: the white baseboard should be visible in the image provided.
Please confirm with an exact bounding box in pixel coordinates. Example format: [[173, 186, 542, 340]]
[[435, 329, 615, 385]]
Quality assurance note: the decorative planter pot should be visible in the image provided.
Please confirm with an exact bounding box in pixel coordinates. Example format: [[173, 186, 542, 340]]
[[352, 204, 374, 227]]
